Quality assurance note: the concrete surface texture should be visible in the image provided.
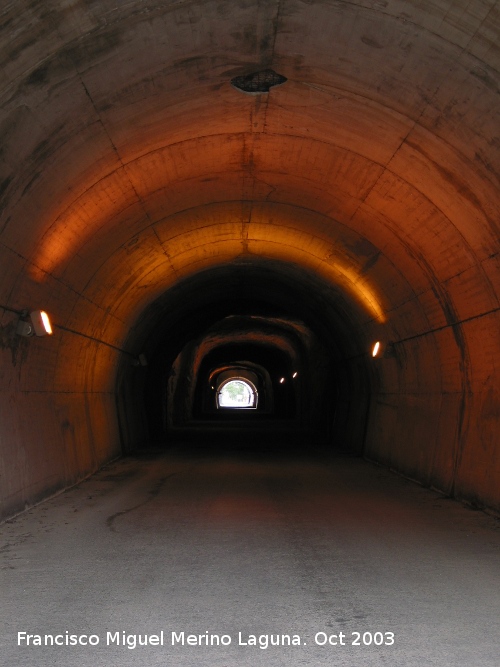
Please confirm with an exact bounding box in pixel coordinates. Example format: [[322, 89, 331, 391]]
[[1, 451, 500, 667], [0, 1, 500, 517]]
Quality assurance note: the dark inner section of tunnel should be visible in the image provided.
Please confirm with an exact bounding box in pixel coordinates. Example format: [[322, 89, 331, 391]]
[[117, 260, 375, 454], [194, 343, 294, 417]]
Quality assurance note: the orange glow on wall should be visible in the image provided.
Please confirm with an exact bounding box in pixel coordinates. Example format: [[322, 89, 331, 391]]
[[30, 193, 387, 324], [29, 169, 138, 281]]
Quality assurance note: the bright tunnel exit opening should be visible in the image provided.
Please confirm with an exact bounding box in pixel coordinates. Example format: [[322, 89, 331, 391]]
[[217, 378, 258, 409]]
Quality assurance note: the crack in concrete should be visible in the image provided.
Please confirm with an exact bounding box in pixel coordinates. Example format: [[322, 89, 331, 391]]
[[105, 472, 177, 532]]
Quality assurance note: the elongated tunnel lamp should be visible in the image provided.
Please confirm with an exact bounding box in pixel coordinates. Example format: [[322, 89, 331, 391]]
[[17, 310, 53, 337], [370, 341, 396, 359]]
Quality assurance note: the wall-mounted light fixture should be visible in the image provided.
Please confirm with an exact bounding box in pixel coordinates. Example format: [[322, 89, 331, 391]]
[[17, 310, 53, 337], [371, 341, 396, 359]]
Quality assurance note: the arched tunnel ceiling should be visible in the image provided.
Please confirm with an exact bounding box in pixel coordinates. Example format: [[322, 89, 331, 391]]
[[127, 259, 375, 368], [0, 0, 499, 355]]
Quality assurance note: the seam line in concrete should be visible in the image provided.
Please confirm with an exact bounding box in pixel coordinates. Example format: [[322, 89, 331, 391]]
[[393, 304, 500, 345]]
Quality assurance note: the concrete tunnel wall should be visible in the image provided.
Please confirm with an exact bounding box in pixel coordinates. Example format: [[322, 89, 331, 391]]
[[0, 0, 499, 520]]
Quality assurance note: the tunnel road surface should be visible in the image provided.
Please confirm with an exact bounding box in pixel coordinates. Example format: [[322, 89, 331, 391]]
[[1, 448, 500, 667]]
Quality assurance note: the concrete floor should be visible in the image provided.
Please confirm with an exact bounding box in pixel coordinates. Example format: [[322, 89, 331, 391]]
[[1, 447, 499, 667]]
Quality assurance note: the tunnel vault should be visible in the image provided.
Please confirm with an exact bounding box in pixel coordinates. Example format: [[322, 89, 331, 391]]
[[0, 0, 499, 519]]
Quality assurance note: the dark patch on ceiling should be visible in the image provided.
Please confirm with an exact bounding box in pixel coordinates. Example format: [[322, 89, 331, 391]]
[[231, 68, 287, 94], [0, 175, 13, 199]]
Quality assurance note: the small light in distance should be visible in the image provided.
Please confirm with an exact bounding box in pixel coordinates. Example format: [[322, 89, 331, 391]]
[[279, 377, 285, 384], [372, 341, 381, 357], [292, 372, 298, 378]]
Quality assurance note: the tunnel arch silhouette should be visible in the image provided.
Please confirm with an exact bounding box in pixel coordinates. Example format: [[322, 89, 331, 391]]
[[0, 0, 499, 518], [117, 259, 373, 451]]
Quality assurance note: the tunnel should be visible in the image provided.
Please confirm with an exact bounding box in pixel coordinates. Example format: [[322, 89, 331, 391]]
[[1, 0, 499, 520], [120, 259, 370, 451], [1, 3, 500, 665]]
